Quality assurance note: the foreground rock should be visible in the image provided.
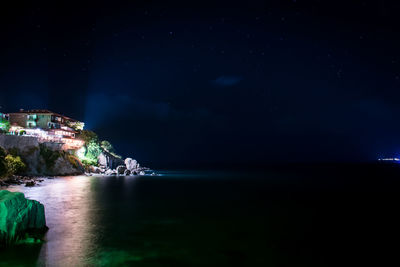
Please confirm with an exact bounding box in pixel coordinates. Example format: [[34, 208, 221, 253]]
[[0, 190, 48, 247]]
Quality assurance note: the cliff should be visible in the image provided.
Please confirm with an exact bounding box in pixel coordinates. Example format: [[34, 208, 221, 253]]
[[0, 190, 47, 246], [0, 135, 84, 176], [98, 150, 124, 170]]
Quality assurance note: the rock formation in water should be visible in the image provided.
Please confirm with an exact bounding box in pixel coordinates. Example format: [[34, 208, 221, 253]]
[[0, 190, 48, 246], [92, 152, 149, 176], [124, 158, 138, 171], [98, 151, 124, 170]]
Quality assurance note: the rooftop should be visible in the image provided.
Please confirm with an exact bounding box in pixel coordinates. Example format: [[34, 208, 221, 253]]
[[9, 109, 80, 122]]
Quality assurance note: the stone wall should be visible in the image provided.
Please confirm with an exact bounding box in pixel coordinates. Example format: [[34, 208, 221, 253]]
[[0, 135, 62, 152], [98, 150, 124, 169], [0, 135, 39, 153]]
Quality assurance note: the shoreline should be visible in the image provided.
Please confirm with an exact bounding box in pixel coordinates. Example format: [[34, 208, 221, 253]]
[[0, 175, 54, 187], [0, 170, 158, 188]]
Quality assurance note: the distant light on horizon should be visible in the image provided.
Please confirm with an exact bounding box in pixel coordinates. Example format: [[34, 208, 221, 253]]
[[378, 157, 400, 162]]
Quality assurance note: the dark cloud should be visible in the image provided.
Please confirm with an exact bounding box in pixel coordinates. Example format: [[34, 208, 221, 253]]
[[213, 76, 243, 87]]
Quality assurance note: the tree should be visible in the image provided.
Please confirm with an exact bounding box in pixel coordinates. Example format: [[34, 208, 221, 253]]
[[86, 141, 102, 162], [66, 121, 85, 131], [77, 130, 98, 144], [5, 155, 26, 175], [0, 119, 10, 133], [101, 140, 114, 153]]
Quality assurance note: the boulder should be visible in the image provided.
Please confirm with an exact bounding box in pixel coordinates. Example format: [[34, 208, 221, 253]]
[[98, 151, 124, 170], [124, 158, 138, 171], [116, 165, 126, 175], [25, 181, 35, 187], [104, 169, 117, 176], [51, 156, 84, 176], [91, 166, 101, 174], [0, 190, 48, 246], [124, 169, 131, 176]]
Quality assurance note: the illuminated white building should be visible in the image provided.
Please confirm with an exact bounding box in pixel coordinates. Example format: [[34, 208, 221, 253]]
[[7, 109, 85, 150]]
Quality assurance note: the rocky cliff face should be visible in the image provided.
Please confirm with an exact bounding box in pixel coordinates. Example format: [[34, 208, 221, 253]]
[[0, 135, 84, 176], [0, 190, 47, 246], [98, 151, 124, 170]]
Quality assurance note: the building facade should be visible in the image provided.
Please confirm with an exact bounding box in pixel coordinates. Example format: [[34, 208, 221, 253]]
[[7, 109, 85, 150]]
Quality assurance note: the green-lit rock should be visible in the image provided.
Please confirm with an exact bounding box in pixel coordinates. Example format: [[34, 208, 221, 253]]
[[0, 190, 47, 246]]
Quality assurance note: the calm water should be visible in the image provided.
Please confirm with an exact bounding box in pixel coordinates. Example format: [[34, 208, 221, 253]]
[[1, 165, 400, 266]]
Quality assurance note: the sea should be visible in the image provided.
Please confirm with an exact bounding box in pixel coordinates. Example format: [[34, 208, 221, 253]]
[[1, 163, 400, 266]]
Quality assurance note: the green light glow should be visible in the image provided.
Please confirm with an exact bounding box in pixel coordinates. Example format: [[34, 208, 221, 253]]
[[76, 147, 86, 160], [0, 120, 10, 131], [0, 190, 47, 246]]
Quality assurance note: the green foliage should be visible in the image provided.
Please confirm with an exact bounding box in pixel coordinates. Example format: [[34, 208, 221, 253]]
[[86, 141, 101, 162], [39, 144, 61, 170], [78, 130, 98, 144], [76, 130, 102, 166], [101, 140, 114, 153], [76, 131, 120, 167], [0, 119, 10, 132], [0, 147, 25, 177], [5, 155, 26, 175], [81, 159, 98, 167], [66, 121, 85, 131]]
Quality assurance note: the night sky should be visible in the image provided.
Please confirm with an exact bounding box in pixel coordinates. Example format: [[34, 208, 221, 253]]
[[1, 1, 400, 167]]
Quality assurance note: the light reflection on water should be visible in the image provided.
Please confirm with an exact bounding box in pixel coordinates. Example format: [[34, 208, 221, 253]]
[[2, 171, 333, 266], [6, 176, 99, 266], [2, 167, 397, 266]]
